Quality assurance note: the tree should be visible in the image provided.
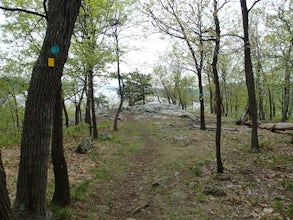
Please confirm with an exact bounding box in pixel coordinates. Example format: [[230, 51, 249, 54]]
[[145, 0, 209, 129], [51, 85, 70, 206], [0, 1, 81, 218], [264, 0, 292, 122], [211, 0, 226, 173], [110, 0, 136, 131], [240, 0, 260, 151], [0, 150, 14, 220], [0, 75, 27, 131], [124, 70, 153, 106], [70, 0, 113, 138]]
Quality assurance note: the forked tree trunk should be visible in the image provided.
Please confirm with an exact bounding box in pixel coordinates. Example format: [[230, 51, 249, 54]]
[[13, 1, 81, 218], [240, 0, 259, 152], [0, 150, 14, 219], [51, 85, 70, 206]]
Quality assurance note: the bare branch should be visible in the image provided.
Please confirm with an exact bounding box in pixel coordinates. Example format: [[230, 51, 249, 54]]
[[248, 0, 261, 13], [218, 0, 231, 11], [221, 33, 244, 40], [0, 6, 46, 19], [43, 0, 48, 21]]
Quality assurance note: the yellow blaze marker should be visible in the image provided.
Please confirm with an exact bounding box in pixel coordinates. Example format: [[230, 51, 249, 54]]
[[48, 58, 55, 67]]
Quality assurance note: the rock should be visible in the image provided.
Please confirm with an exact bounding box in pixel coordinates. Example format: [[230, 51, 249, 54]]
[[152, 176, 170, 188], [133, 136, 143, 142], [124, 103, 198, 120], [75, 138, 93, 154], [110, 114, 124, 121], [101, 133, 113, 141], [174, 135, 187, 141]]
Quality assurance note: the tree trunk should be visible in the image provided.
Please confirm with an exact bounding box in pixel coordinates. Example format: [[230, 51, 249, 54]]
[[281, 65, 290, 122], [88, 70, 98, 139], [268, 86, 273, 120], [198, 73, 206, 130], [240, 0, 259, 152], [62, 98, 69, 128], [11, 91, 20, 129], [51, 85, 70, 206], [75, 104, 81, 125], [85, 70, 91, 126], [207, 73, 214, 114], [13, 1, 81, 219], [85, 90, 91, 132], [212, 0, 224, 174], [114, 27, 124, 131], [0, 150, 14, 220]]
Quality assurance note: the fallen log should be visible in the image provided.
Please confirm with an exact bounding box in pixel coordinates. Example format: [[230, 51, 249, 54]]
[[189, 124, 238, 131], [245, 121, 293, 131], [244, 121, 293, 144]]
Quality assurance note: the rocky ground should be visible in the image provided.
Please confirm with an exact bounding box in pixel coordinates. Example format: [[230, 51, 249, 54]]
[[2, 103, 293, 219]]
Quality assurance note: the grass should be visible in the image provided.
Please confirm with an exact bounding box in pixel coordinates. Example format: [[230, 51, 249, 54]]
[[50, 204, 72, 220], [2, 111, 292, 219], [71, 180, 89, 202]]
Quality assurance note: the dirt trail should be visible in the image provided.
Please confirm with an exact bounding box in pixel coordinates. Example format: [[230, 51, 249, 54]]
[[108, 121, 159, 219]]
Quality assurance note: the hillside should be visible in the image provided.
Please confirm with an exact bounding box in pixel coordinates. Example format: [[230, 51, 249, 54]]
[[2, 104, 293, 219]]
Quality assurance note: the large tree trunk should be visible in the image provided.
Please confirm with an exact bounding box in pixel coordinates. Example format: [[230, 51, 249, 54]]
[[13, 1, 81, 219], [51, 85, 70, 206], [240, 0, 259, 152], [0, 150, 14, 220], [212, 0, 224, 174]]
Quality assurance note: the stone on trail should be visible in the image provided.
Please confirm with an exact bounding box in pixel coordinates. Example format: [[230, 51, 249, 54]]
[[75, 137, 93, 154], [101, 133, 113, 141]]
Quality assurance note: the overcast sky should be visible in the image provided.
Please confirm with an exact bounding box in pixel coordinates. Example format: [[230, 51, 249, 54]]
[[0, 0, 260, 76]]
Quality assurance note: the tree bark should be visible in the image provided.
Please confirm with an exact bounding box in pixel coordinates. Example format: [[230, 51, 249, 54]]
[[240, 0, 259, 152], [212, 0, 224, 173], [88, 69, 98, 139], [62, 98, 69, 128], [75, 104, 81, 125], [0, 150, 14, 220], [268, 86, 273, 120], [13, 1, 81, 219], [114, 25, 124, 131], [281, 65, 291, 122], [51, 85, 70, 206]]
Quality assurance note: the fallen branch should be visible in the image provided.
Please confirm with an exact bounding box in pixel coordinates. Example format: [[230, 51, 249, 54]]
[[189, 124, 238, 131], [245, 121, 293, 131], [244, 121, 293, 144]]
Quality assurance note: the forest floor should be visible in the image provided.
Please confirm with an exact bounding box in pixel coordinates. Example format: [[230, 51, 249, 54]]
[[1, 109, 293, 220]]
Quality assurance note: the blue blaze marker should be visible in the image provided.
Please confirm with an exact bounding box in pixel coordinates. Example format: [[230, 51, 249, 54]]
[[51, 44, 60, 55]]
